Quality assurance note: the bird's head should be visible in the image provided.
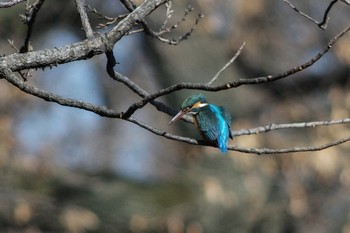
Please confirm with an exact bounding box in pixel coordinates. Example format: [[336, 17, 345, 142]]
[[168, 93, 208, 124]]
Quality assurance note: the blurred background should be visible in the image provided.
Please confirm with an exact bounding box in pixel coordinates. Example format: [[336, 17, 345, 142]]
[[1, 0, 350, 232]]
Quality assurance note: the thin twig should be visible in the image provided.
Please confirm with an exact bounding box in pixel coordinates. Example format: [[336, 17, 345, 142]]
[[7, 39, 19, 52], [207, 42, 245, 85], [8, 39, 31, 81], [283, 0, 339, 29], [159, 1, 173, 31], [230, 136, 350, 155], [157, 4, 195, 34], [120, 0, 202, 45], [86, 5, 128, 29], [110, 68, 178, 117], [233, 118, 350, 136]]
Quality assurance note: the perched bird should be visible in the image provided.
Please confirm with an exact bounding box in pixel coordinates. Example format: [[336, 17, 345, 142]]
[[169, 93, 233, 153]]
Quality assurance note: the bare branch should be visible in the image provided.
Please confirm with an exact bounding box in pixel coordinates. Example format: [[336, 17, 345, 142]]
[[230, 136, 350, 155], [0, 0, 25, 8], [159, 1, 174, 31], [3, 65, 350, 155], [283, 0, 340, 29], [1, 0, 349, 156], [121, 24, 350, 119], [109, 67, 178, 117], [74, 0, 94, 38], [20, 0, 45, 53], [120, 0, 202, 45], [86, 5, 128, 30], [127, 117, 350, 155], [8, 39, 32, 81], [0, 67, 120, 117], [207, 42, 246, 85], [0, 0, 168, 72], [7, 39, 19, 52], [234, 118, 350, 136]]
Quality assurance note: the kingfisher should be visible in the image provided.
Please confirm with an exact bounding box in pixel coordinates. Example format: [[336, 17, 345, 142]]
[[169, 93, 233, 153]]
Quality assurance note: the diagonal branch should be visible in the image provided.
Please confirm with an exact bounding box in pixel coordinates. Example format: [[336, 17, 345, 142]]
[[121, 24, 350, 119], [20, 0, 45, 53], [207, 42, 246, 85], [110, 67, 178, 117], [0, 0, 168, 72], [3, 66, 350, 155], [0, 0, 25, 8], [283, 0, 340, 29], [74, 0, 94, 38], [0, 67, 120, 118]]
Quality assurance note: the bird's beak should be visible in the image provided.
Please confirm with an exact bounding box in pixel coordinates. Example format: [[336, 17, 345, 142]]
[[168, 110, 187, 125]]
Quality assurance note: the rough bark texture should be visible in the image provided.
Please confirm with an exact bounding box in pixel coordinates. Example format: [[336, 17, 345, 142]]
[[0, 0, 166, 72]]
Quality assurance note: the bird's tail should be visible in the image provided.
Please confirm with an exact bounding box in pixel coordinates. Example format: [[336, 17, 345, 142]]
[[218, 140, 228, 153]]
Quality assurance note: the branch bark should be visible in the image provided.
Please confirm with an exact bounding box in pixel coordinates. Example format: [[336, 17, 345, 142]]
[[0, 0, 167, 71], [1, 0, 350, 155], [121, 24, 350, 119], [0, 0, 25, 8]]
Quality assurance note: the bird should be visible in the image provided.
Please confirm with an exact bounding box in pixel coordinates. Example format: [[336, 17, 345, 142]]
[[168, 93, 233, 153]]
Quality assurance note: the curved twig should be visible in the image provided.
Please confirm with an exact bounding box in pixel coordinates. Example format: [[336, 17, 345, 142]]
[[283, 0, 340, 29]]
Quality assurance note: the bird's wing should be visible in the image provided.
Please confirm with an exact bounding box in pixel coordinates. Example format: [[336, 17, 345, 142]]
[[196, 107, 219, 141], [219, 106, 233, 139]]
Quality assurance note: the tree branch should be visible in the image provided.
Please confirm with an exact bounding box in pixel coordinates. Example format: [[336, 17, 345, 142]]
[[341, 0, 350, 5], [283, 0, 340, 29], [0, 0, 25, 8], [20, 0, 45, 53], [0, 67, 120, 118], [74, 0, 94, 38], [121, 24, 350, 119], [230, 136, 350, 155], [120, 0, 202, 45], [0, 0, 167, 72], [3, 65, 350, 155], [207, 42, 246, 85], [234, 118, 350, 136], [110, 66, 178, 117], [127, 117, 350, 155], [1, 0, 349, 155]]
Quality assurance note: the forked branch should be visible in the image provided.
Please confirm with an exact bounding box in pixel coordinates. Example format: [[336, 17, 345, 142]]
[[1, 0, 350, 154], [283, 0, 346, 29], [121, 24, 350, 119]]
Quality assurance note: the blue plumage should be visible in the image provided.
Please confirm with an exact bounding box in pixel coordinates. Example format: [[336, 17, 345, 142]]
[[169, 93, 233, 153], [196, 104, 232, 152]]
